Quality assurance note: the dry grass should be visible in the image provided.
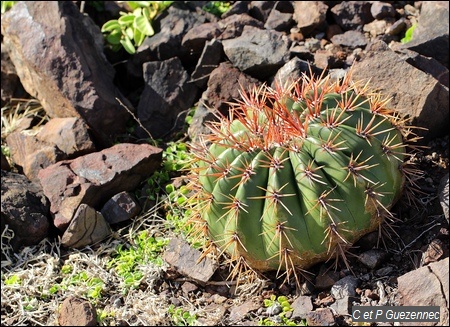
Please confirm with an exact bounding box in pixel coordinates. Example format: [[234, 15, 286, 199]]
[[1, 198, 173, 326]]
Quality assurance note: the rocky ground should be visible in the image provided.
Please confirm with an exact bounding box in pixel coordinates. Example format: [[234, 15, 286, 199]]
[[1, 1, 449, 326]]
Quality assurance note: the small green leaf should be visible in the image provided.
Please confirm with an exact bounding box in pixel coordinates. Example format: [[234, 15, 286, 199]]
[[101, 19, 121, 33], [106, 32, 122, 45], [120, 36, 136, 54], [118, 14, 135, 27], [134, 15, 155, 36]]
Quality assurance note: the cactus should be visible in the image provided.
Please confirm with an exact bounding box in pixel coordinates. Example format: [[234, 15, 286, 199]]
[[185, 69, 420, 284]]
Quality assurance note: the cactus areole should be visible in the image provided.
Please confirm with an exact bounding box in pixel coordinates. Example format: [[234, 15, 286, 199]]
[[187, 69, 415, 281]]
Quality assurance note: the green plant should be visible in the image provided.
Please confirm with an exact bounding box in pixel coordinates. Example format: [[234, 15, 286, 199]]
[[168, 304, 197, 326], [101, 1, 173, 54], [202, 1, 231, 17], [1, 1, 16, 14], [259, 295, 305, 326], [401, 24, 417, 44], [185, 69, 420, 284], [107, 230, 169, 292]]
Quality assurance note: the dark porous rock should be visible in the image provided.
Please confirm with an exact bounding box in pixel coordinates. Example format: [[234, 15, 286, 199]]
[[38, 143, 162, 231], [271, 57, 319, 88], [292, 1, 328, 36], [397, 257, 449, 326], [1, 44, 23, 106], [163, 237, 216, 284], [221, 1, 249, 19], [352, 40, 449, 141], [1, 152, 10, 171], [330, 1, 373, 31], [181, 22, 222, 59], [248, 1, 274, 23], [58, 296, 97, 326], [357, 249, 388, 269], [399, 1, 449, 68], [331, 30, 368, 48], [218, 13, 264, 40], [222, 25, 291, 80], [36, 117, 96, 159], [393, 48, 449, 88], [330, 295, 359, 316], [190, 39, 224, 89], [370, 2, 396, 20], [136, 57, 198, 139], [133, 2, 208, 68], [6, 131, 66, 183], [1, 170, 50, 251], [0, 1, 131, 147], [306, 308, 336, 326], [61, 204, 111, 249], [264, 9, 294, 32], [101, 191, 141, 225], [188, 62, 260, 140]]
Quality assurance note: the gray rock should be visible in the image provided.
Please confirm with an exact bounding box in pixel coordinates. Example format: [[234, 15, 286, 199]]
[[162, 237, 216, 284], [0, 1, 131, 147], [331, 30, 368, 48], [357, 249, 387, 269], [264, 9, 294, 32], [399, 1, 449, 68], [1, 170, 50, 251], [222, 26, 291, 80], [331, 275, 360, 299], [291, 296, 313, 320], [352, 40, 449, 141], [370, 2, 396, 20], [136, 57, 198, 139], [228, 298, 261, 324], [330, 1, 373, 31], [330, 296, 359, 316], [61, 204, 111, 249]]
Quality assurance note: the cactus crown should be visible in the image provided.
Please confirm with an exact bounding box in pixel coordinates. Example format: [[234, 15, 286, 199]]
[[185, 68, 421, 285]]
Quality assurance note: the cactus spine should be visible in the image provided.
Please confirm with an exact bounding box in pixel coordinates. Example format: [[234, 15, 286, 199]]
[[186, 69, 418, 283]]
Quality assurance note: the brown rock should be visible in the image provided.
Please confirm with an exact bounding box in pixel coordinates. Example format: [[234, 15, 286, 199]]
[[293, 1, 328, 35], [163, 237, 216, 284], [1, 1, 131, 146], [38, 143, 162, 231], [36, 117, 96, 158], [397, 257, 449, 326], [58, 296, 97, 326], [291, 296, 313, 320], [61, 204, 111, 249], [228, 298, 261, 324], [306, 308, 335, 326], [6, 130, 66, 182]]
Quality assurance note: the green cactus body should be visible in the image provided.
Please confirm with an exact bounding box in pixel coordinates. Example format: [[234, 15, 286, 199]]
[[187, 70, 414, 279]]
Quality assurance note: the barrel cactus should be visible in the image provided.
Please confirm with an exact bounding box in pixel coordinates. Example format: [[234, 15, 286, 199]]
[[185, 69, 419, 284]]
